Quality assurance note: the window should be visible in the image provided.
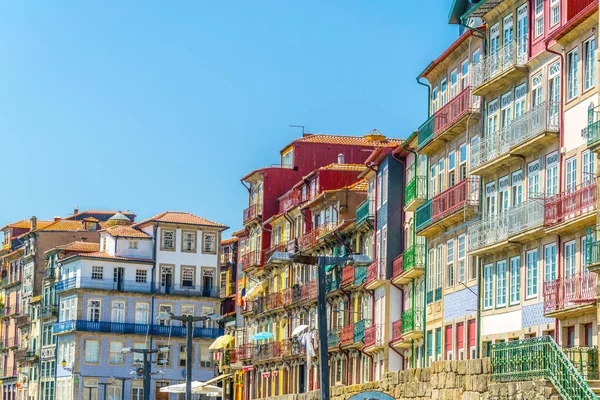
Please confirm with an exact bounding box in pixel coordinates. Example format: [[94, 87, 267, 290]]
[[159, 305, 173, 326], [84, 340, 100, 363], [565, 241, 576, 278], [107, 387, 122, 400], [566, 157, 577, 192], [157, 345, 170, 367], [281, 149, 293, 167], [496, 260, 507, 307], [440, 78, 447, 107], [60, 298, 76, 322], [427, 248, 434, 296], [446, 240, 454, 287], [448, 151, 456, 187], [567, 48, 579, 100], [583, 150, 595, 185], [87, 300, 101, 322], [436, 244, 443, 291], [500, 91, 512, 129], [200, 344, 212, 368], [102, 237, 107, 252], [517, 5, 528, 57], [546, 152, 559, 195], [450, 68, 458, 98], [509, 257, 520, 305], [203, 233, 216, 253], [181, 305, 195, 316], [457, 234, 466, 284], [132, 388, 143, 400], [183, 232, 196, 252], [534, 0, 543, 38], [135, 303, 150, 325], [545, 243, 557, 282], [382, 166, 389, 204], [109, 341, 124, 364], [91, 266, 103, 280], [528, 160, 540, 197], [182, 267, 194, 287], [430, 164, 437, 198], [438, 158, 446, 193], [485, 181, 496, 217], [490, 24, 500, 59], [487, 99, 499, 135], [584, 37, 596, 91], [582, 236, 590, 273], [511, 170, 523, 206], [550, 0, 560, 27], [111, 301, 125, 323], [162, 230, 175, 250], [526, 250, 538, 298], [548, 62, 561, 123], [503, 14, 513, 47], [128, 240, 138, 249], [514, 83, 527, 118], [499, 176, 509, 212], [459, 144, 467, 181], [484, 263, 493, 309], [135, 269, 147, 283], [179, 345, 188, 367], [532, 73, 543, 108], [431, 86, 439, 114], [460, 59, 469, 90]]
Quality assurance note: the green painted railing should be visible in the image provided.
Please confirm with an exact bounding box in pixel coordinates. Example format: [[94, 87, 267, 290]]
[[404, 244, 426, 272], [401, 308, 422, 333], [354, 266, 367, 286], [354, 319, 370, 342], [415, 200, 432, 232], [563, 346, 599, 380], [585, 107, 600, 147], [585, 226, 600, 267], [327, 329, 340, 348], [326, 275, 341, 293], [356, 200, 374, 226], [435, 287, 442, 302], [417, 116, 435, 149], [491, 336, 597, 400], [405, 176, 427, 207]]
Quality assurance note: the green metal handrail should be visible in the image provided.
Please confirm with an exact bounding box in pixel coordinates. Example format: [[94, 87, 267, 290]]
[[327, 329, 340, 348], [417, 116, 435, 149], [401, 308, 421, 333], [405, 176, 427, 206], [585, 106, 600, 147], [404, 244, 426, 272], [354, 266, 367, 286], [585, 226, 600, 267], [356, 200, 374, 226], [326, 275, 341, 293], [415, 200, 432, 232], [491, 336, 597, 400], [354, 319, 370, 342], [563, 346, 598, 380]]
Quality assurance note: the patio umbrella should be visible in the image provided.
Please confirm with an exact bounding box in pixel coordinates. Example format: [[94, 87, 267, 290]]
[[160, 382, 223, 396], [292, 325, 309, 337], [253, 331, 274, 341], [209, 335, 235, 351]]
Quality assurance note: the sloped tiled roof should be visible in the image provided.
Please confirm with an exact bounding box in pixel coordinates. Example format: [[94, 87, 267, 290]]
[[56, 241, 100, 252], [1, 220, 54, 231], [320, 163, 366, 172], [62, 251, 153, 264], [37, 220, 90, 232], [290, 134, 402, 148], [134, 212, 228, 229], [221, 237, 237, 245], [102, 225, 151, 239], [64, 210, 136, 220], [348, 179, 368, 191]]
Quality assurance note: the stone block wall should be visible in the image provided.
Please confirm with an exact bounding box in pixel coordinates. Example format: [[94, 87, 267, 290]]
[[269, 358, 558, 400]]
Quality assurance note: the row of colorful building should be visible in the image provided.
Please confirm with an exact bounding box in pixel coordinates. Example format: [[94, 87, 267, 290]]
[[215, 0, 600, 399], [0, 209, 229, 400]]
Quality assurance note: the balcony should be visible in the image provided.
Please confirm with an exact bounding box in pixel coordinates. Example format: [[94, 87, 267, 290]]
[[392, 244, 425, 285], [5, 306, 20, 317], [328, 329, 340, 349], [354, 266, 367, 286], [252, 341, 282, 363], [15, 315, 30, 328], [356, 199, 374, 227], [391, 319, 403, 345], [365, 259, 387, 290], [402, 308, 423, 340], [470, 103, 559, 176], [326, 275, 341, 294], [5, 337, 18, 348], [300, 280, 317, 302], [240, 299, 253, 315], [264, 243, 285, 266], [363, 324, 385, 350], [544, 272, 597, 317], [354, 319, 370, 343], [241, 250, 261, 272], [243, 204, 261, 225], [341, 265, 354, 287], [416, 178, 480, 237], [281, 339, 306, 358], [261, 292, 285, 312], [279, 191, 301, 214], [417, 116, 434, 150], [43, 268, 55, 280], [472, 42, 527, 97], [53, 320, 223, 338], [545, 181, 596, 233], [418, 88, 481, 155], [340, 325, 353, 346], [298, 223, 336, 250], [237, 343, 254, 360], [468, 199, 545, 255], [404, 176, 427, 212], [584, 107, 600, 151]]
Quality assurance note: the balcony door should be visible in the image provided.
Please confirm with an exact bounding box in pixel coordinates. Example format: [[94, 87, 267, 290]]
[[490, 24, 500, 73], [516, 4, 528, 59], [161, 266, 173, 294], [502, 14, 514, 69], [548, 62, 561, 126], [113, 267, 124, 291]]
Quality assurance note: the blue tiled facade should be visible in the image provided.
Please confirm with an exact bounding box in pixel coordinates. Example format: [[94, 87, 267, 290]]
[[443, 287, 478, 321], [521, 302, 553, 329]]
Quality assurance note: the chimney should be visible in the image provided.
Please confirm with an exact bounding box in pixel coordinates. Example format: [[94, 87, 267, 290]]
[[30, 216, 37, 231], [53, 217, 61, 222], [337, 153, 345, 164], [73, 207, 79, 215]]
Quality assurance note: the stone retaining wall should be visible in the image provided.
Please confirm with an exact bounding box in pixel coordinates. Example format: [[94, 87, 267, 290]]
[[269, 358, 557, 400]]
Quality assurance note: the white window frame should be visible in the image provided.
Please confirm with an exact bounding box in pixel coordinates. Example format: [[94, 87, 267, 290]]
[[496, 260, 507, 307], [544, 243, 557, 282], [564, 240, 576, 278], [446, 239, 455, 288], [584, 37, 596, 91], [567, 47, 580, 100], [526, 249, 538, 299], [509, 256, 520, 305], [550, 0, 560, 27], [483, 263, 494, 310], [534, 0, 544, 38], [457, 234, 466, 284]]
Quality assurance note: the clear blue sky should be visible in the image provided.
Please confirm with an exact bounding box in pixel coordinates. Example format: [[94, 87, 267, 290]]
[[0, 1, 458, 235]]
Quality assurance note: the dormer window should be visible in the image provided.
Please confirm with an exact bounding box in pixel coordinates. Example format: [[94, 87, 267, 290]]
[[301, 186, 307, 201], [85, 222, 97, 231], [162, 230, 175, 250]]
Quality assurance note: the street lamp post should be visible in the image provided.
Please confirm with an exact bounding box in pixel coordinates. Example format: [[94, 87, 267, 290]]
[[157, 312, 215, 400], [121, 347, 165, 400]]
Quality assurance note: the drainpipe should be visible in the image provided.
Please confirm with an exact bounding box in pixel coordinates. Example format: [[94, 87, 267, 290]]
[[545, 44, 565, 345]]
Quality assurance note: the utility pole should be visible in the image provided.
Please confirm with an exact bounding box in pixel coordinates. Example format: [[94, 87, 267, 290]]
[[122, 347, 163, 400]]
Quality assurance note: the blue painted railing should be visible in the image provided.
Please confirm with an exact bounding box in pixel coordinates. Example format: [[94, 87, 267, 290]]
[[53, 320, 222, 338]]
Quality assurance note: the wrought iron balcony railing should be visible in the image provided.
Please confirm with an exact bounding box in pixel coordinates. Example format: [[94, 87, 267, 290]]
[[415, 199, 432, 232], [241, 250, 261, 271], [491, 336, 596, 400], [472, 42, 527, 90], [298, 223, 336, 249], [471, 102, 559, 171], [341, 265, 354, 286], [340, 325, 354, 346], [563, 346, 598, 380], [279, 191, 301, 214], [354, 319, 370, 343], [545, 181, 596, 227], [405, 176, 427, 208], [402, 307, 423, 333], [468, 200, 544, 252], [326, 275, 341, 293], [327, 330, 340, 348], [392, 244, 425, 279], [356, 199, 374, 226], [543, 272, 597, 314], [391, 319, 402, 343], [584, 106, 600, 148], [417, 116, 435, 149], [364, 323, 384, 348], [354, 266, 367, 286], [53, 320, 223, 338], [365, 259, 386, 285], [433, 87, 480, 135], [243, 204, 260, 224]]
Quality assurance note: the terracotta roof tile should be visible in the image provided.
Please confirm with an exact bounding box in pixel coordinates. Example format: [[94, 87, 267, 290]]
[[37, 220, 88, 232], [348, 179, 368, 191], [62, 251, 153, 264], [221, 237, 238, 245], [56, 241, 100, 252], [134, 212, 228, 229], [101, 225, 151, 239], [291, 134, 402, 148], [320, 163, 366, 172], [64, 210, 136, 220], [1, 220, 54, 231]]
